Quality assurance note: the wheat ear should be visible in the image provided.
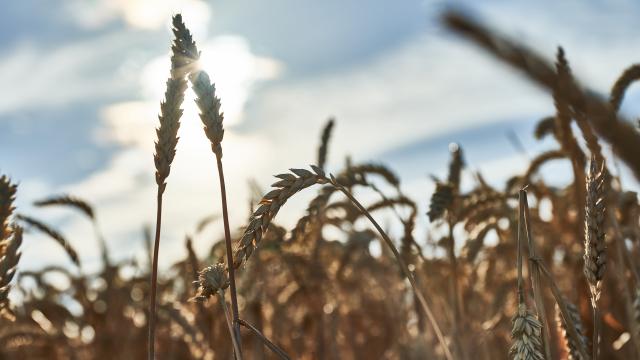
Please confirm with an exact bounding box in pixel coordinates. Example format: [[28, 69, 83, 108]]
[[317, 118, 335, 171], [556, 299, 588, 360], [583, 157, 606, 359], [510, 303, 545, 360], [0, 176, 17, 253], [148, 14, 190, 360], [0, 227, 21, 320]]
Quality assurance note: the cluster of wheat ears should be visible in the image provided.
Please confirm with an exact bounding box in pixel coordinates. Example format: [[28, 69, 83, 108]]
[[3, 11, 640, 359]]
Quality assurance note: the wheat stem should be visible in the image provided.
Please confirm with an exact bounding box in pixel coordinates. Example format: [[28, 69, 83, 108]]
[[521, 190, 553, 360], [219, 291, 242, 359], [238, 319, 291, 360], [148, 189, 163, 359], [215, 155, 242, 355], [331, 179, 453, 360]]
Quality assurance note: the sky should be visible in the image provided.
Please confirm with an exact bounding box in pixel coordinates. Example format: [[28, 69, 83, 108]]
[[3, 0, 640, 273]]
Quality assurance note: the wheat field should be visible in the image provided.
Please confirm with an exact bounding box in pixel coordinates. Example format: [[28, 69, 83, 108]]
[[3, 9, 640, 360]]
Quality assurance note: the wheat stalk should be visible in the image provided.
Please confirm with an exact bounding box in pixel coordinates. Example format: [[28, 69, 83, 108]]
[[171, 14, 244, 355], [512, 189, 546, 360], [521, 189, 590, 359], [148, 13, 191, 359], [520, 190, 552, 360]]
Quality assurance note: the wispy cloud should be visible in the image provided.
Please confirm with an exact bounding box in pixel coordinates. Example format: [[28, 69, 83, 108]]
[[0, 31, 153, 115]]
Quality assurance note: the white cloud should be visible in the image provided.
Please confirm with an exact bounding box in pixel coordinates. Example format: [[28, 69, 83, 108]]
[[66, 0, 211, 32], [247, 34, 551, 169], [0, 32, 147, 115]]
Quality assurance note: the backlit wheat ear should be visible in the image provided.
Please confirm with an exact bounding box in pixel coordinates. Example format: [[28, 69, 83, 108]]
[[153, 69, 188, 193], [170, 14, 200, 77], [172, 15, 224, 158], [584, 157, 606, 306], [0, 226, 22, 320], [190, 70, 225, 156], [234, 167, 329, 269], [510, 303, 545, 360]]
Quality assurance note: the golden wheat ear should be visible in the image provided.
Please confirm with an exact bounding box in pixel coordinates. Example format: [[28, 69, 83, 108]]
[[584, 157, 606, 306], [555, 299, 588, 360], [0, 175, 17, 248], [0, 226, 22, 321]]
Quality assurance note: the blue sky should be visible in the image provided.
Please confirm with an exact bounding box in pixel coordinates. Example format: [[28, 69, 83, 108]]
[[3, 0, 640, 271]]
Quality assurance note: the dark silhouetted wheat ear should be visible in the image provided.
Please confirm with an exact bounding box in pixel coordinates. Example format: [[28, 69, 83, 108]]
[[317, 118, 334, 171]]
